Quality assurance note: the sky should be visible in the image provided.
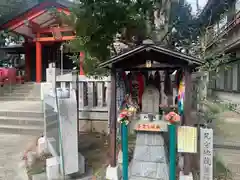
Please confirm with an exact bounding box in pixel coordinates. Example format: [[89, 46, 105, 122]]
[[186, 0, 208, 14]]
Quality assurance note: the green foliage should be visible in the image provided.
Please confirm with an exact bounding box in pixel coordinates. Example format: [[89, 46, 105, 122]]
[[0, 0, 27, 46], [0, 0, 26, 17], [170, 2, 199, 49], [195, 100, 233, 179], [63, 0, 154, 76], [63, 0, 197, 76], [214, 155, 232, 180]]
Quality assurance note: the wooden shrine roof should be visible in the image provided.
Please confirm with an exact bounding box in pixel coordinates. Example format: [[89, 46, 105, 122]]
[[100, 42, 203, 70]]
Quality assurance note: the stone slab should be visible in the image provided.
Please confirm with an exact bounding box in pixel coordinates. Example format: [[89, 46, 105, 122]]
[[106, 165, 121, 180], [58, 90, 80, 175], [129, 132, 169, 180], [179, 171, 193, 180], [129, 176, 155, 180], [133, 145, 167, 163], [32, 172, 47, 180], [142, 85, 159, 114], [131, 161, 157, 178], [135, 132, 165, 146], [156, 163, 169, 179]]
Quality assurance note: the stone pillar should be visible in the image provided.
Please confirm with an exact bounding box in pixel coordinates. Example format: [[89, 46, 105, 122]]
[[46, 63, 57, 90]]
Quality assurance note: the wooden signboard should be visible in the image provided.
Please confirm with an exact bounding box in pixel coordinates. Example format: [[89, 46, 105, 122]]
[[135, 123, 161, 132], [177, 126, 197, 153], [200, 128, 213, 180]]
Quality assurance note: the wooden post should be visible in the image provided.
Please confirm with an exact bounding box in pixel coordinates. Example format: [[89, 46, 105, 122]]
[[183, 67, 192, 175], [169, 124, 176, 180], [36, 33, 42, 83], [79, 52, 85, 75], [109, 68, 117, 167], [121, 123, 128, 180]]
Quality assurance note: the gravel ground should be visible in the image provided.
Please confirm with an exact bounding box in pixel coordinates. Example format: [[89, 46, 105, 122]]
[[0, 133, 37, 180], [214, 111, 240, 180]]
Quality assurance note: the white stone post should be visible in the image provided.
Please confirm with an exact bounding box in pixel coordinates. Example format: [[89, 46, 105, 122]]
[[46, 63, 57, 90]]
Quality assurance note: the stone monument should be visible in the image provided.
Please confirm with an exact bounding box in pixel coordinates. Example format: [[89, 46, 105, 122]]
[[141, 85, 160, 120], [129, 85, 169, 180], [58, 89, 85, 175]]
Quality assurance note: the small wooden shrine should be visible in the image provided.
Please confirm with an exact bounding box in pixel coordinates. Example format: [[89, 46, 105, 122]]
[[100, 40, 202, 179]]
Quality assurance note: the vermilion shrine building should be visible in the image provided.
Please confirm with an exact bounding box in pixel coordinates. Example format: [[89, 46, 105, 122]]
[[0, 0, 83, 83]]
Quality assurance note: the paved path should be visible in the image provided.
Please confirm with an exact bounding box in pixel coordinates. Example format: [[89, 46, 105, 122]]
[[0, 133, 37, 180], [214, 111, 240, 180]]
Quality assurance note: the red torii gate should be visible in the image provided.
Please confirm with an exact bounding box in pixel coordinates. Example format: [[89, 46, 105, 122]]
[[0, 0, 84, 83]]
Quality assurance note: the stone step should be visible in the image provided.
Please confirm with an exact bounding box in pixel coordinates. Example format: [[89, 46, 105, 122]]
[[0, 110, 44, 118], [11, 88, 32, 93], [0, 124, 43, 136], [1, 85, 34, 92], [3, 92, 32, 96], [14, 83, 35, 87], [1, 93, 41, 99], [0, 116, 44, 126], [0, 96, 41, 101]]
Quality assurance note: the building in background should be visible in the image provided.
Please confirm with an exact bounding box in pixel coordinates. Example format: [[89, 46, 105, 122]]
[[200, 0, 240, 105]]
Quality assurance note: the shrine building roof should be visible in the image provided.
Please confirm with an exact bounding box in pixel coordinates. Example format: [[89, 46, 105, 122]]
[[100, 41, 203, 70], [0, 0, 73, 39]]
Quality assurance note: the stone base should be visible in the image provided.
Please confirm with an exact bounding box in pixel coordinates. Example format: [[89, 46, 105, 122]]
[[178, 155, 184, 170], [179, 171, 193, 180], [32, 172, 47, 180], [106, 165, 121, 180], [46, 157, 61, 180], [78, 153, 85, 174], [129, 131, 169, 180], [117, 150, 123, 164]]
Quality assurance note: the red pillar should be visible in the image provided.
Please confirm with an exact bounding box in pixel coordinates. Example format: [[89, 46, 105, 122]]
[[79, 52, 85, 75], [25, 42, 31, 81], [36, 33, 42, 83]]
